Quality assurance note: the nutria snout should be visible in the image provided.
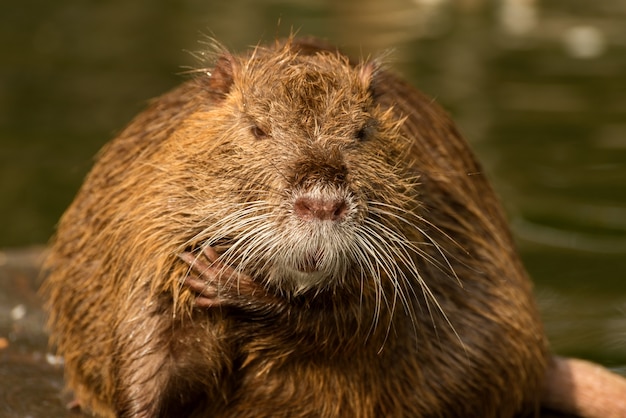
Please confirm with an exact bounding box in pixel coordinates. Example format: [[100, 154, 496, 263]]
[[293, 194, 348, 222]]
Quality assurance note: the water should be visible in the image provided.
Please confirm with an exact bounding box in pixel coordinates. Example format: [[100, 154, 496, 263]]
[[1, 0, 625, 414]]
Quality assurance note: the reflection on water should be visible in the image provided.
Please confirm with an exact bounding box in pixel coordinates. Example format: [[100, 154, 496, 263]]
[[1, 0, 625, 398]]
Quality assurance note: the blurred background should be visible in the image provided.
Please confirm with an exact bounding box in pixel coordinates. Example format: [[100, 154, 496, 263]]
[[1, 0, 625, 388]]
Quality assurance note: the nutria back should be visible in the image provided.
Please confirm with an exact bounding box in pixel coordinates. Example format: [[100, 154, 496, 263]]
[[42, 37, 549, 417]]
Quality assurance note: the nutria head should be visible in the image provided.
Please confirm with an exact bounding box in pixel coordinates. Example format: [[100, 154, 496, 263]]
[[160, 39, 433, 305]]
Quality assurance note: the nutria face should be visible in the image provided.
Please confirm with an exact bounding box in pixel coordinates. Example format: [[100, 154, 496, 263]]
[[174, 45, 422, 295]]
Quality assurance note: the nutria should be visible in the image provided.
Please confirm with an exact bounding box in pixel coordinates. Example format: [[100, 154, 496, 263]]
[[41, 37, 626, 418]]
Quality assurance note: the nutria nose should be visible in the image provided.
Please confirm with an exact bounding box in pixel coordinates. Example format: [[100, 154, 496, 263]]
[[294, 196, 348, 222]]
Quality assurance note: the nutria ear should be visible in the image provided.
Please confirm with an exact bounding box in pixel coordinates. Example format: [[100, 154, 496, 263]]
[[208, 54, 236, 100], [358, 61, 382, 100]]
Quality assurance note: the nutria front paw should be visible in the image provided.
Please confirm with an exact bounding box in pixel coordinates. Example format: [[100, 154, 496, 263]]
[[179, 246, 264, 309]]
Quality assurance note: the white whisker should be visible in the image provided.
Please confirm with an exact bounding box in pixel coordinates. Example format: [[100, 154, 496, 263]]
[[363, 202, 466, 352], [179, 189, 467, 353]]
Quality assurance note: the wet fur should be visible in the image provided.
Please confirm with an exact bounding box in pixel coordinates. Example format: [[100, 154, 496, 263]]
[[42, 37, 552, 417]]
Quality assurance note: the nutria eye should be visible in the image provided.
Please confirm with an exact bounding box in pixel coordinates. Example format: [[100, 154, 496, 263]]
[[251, 125, 269, 139], [355, 123, 374, 142], [355, 127, 367, 141]]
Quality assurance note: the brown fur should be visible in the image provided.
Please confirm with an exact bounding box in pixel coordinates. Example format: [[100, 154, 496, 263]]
[[41, 37, 603, 417]]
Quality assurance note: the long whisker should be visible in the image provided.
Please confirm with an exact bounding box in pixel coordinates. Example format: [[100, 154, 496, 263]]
[[180, 193, 466, 353], [369, 201, 465, 286], [364, 202, 466, 352], [360, 219, 424, 346]]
